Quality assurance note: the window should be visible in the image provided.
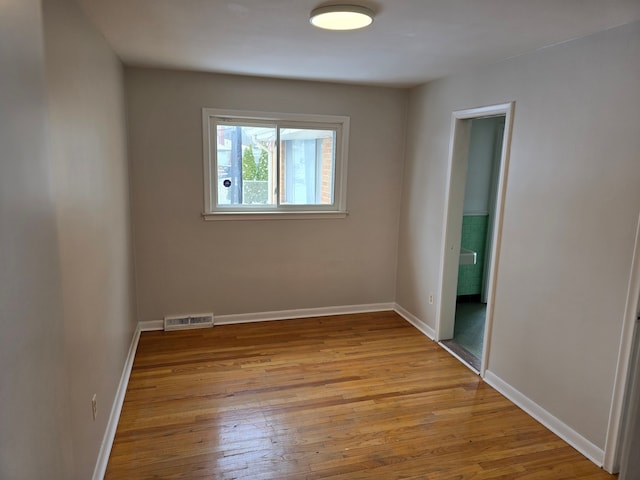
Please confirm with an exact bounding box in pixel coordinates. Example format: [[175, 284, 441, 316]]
[[202, 109, 349, 219]]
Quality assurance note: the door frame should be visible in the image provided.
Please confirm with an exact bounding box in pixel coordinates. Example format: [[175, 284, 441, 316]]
[[603, 211, 640, 473], [435, 102, 515, 376]]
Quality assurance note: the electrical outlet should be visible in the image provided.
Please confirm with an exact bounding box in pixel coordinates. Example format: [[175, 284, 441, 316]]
[[429, 293, 434, 305], [91, 394, 97, 421]]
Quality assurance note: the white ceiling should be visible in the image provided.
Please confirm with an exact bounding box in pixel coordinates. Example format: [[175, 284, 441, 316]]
[[75, 0, 640, 87]]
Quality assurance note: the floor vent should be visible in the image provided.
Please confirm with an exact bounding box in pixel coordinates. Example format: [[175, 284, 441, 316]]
[[164, 313, 214, 331]]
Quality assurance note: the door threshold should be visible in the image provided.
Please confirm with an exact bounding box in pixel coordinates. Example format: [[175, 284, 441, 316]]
[[439, 340, 480, 374]]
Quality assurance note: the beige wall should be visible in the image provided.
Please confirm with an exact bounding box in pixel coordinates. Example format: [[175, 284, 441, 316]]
[[0, 0, 73, 477], [42, 0, 137, 477], [396, 22, 640, 449], [0, 0, 135, 478], [126, 68, 407, 321]]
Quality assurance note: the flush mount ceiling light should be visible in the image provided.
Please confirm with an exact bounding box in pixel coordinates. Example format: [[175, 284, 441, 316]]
[[310, 5, 375, 31]]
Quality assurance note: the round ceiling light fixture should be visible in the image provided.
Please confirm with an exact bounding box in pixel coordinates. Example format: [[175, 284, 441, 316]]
[[309, 4, 375, 31]]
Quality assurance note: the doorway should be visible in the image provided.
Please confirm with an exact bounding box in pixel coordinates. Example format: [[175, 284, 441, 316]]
[[436, 103, 514, 375], [619, 313, 640, 478], [603, 211, 640, 473]]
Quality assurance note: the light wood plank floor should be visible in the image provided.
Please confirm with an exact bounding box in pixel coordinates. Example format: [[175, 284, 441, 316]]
[[106, 311, 616, 479]]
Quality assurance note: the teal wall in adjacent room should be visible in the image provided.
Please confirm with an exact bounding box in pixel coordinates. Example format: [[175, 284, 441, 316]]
[[457, 215, 489, 296]]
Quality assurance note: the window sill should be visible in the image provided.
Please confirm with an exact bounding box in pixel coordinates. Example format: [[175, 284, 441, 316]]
[[202, 211, 349, 221]]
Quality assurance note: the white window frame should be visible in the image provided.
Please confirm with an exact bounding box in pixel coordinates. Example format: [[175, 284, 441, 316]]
[[202, 108, 349, 220]]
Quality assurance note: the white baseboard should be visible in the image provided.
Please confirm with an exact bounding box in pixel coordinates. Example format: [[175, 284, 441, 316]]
[[140, 304, 398, 331], [214, 303, 395, 325], [92, 323, 141, 480], [393, 303, 436, 340], [483, 370, 605, 468], [139, 319, 163, 331]]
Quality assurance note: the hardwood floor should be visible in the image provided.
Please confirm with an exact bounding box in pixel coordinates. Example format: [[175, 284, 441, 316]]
[[105, 311, 616, 479]]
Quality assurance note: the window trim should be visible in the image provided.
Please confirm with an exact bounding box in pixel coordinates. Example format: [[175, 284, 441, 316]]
[[202, 108, 349, 220]]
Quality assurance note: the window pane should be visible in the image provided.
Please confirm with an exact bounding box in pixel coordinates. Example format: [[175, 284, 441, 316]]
[[280, 128, 335, 205], [215, 124, 276, 206]]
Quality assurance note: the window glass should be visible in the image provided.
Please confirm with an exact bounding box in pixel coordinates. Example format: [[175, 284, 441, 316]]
[[215, 124, 276, 206], [280, 129, 335, 205]]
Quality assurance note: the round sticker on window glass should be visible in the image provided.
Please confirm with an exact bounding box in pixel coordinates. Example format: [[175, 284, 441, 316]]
[[223, 179, 231, 188]]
